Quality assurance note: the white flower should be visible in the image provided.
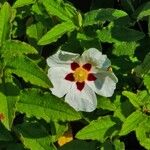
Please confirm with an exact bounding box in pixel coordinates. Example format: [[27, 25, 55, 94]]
[[47, 48, 118, 112]]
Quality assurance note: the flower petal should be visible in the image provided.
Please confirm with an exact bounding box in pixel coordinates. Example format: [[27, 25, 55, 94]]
[[87, 71, 118, 97], [48, 66, 72, 97], [47, 49, 79, 67], [65, 83, 97, 112], [81, 48, 111, 69]]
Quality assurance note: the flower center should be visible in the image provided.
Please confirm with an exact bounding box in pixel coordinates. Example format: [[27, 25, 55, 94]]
[[73, 67, 88, 82]]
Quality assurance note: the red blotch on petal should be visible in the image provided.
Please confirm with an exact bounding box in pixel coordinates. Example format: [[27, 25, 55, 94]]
[[76, 82, 85, 91], [0, 113, 4, 121], [82, 63, 92, 71], [71, 62, 80, 71], [88, 73, 97, 81], [65, 73, 75, 81]]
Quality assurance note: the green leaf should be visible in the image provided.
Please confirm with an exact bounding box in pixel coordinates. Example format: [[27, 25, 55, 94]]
[[15, 122, 55, 150], [119, 111, 145, 136], [122, 91, 141, 108], [77, 32, 102, 50], [42, 0, 75, 21], [16, 89, 81, 122], [13, 0, 35, 8], [97, 96, 116, 111], [133, 2, 150, 20], [1, 40, 37, 58], [113, 41, 139, 56], [144, 75, 150, 93], [113, 139, 125, 150], [0, 82, 19, 130], [76, 116, 116, 142], [134, 52, 150, 77], [38, 21, 76, 45], [7, 55, 51, 88], [113, 95, 135, 122], [26, 22, 45, 41], [0, 123, 13, 141], [110, 26, 145, 42], [97, 25, 145, 42], [6, 143, 26, 150], [83, 8, 130, 26], [0, 2, 12, 46], [59, 140, 97, 150], [136, 118, 150, 150]]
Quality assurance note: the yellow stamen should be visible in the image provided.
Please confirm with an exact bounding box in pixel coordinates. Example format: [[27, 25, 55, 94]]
[[107, 66, 112, 72], [57, 129, 73, 146], [73, 67, 88, 82]]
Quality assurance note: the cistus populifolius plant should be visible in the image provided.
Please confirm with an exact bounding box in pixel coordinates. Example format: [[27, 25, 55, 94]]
[[0, 0, 150, 150]]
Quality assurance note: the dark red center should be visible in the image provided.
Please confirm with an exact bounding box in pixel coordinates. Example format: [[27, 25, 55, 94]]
[[65, 62, 96, 91]]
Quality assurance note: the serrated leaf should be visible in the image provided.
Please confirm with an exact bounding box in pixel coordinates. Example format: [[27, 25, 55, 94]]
[[144, 75, 150, 93], [119, 111, 145, 136], [97, 96, 116, 111], [113, 95, 135, 122], [76, 116, 116, 142], [42, 0, 75, 21], [135, 52, 150, 77], [26, 22, 45, 41], [97, 28, 117, 43], [1, 40, 37, 57], [83, 8, 130, 26], [97, 25, 145, 43], [16, 89, 81, 122], [0, 82, 19, 130], [0, 2, 12, 46], [122, 91, 141, 108], [15, 122, 54, 150], [133, 1, 150, 20], [113, 41, 139, 56], [13, 0, 35, 8], [111, 26, 145, 42], [7, 55, 51, 88], [38, 21, 76, 45], [136, 118, 150, 150]]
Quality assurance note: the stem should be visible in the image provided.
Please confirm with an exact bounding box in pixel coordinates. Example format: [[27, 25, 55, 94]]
[[127, 0, 143, 32], [148, 16, 150, 37]]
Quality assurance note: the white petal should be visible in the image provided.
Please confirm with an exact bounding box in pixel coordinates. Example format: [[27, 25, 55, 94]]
[[48, 66, 72, 98], [81, 48, 111, 69], [46, 49, 79, 67], [87, 71, 118, 97], [65, 83, 97, 112]]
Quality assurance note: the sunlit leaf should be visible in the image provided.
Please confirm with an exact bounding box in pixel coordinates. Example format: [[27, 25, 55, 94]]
[[0, 2, 12, 46], [38, 21, 76, 45], [76, 116, 116, 142], [83, 8, 130, 26], [119, 111, 145, 136], [16, 89, 81, 122], [7, 55, 51, 88], [0, 82, 19, 130], [13, 0, 35, 8]]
